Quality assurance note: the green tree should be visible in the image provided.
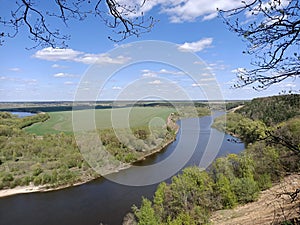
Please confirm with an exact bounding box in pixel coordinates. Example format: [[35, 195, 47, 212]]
[[232, 176, 259, 204], [153, 182, 167, 218], [214, 174, 237, 209], [133, 198, 159, 225]]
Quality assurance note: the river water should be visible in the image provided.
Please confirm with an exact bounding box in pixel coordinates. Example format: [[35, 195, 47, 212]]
[[10, 111, 36, 118], [0, 113, 244, 225]]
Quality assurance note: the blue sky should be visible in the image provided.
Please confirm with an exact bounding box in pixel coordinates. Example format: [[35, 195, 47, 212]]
[[0, 0, 298, 101]]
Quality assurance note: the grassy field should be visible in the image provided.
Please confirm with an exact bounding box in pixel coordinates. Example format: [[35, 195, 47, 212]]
[[24, 107, 176, 135]]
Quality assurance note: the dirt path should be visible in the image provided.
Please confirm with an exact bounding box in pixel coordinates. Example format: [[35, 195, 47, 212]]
[[228, 105, 244, 113], [210, 173, 300, 225]]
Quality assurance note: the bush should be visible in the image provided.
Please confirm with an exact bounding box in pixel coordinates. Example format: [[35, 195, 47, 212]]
[[214, 174, 237, 209], [232, 176, 259, 204]]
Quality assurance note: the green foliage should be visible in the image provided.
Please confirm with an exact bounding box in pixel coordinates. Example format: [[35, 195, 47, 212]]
[[153, 182, 167, 217], [98, 125, 176, 163], [232, 176, 259, 204], [134, 167, 214, 224], [133, 198, 159, 225], [245, 143, 281, 183], [212, 113, 244, 133], [272, 117, 300, 154], [237, 94, 300, 125], [213, 113, 267, 145], [164, 212, 197, 225], [214, 174, 237, 209], [0, 112, 97, 189]]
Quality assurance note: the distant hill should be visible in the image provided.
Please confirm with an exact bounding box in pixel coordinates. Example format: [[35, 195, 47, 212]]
[[237, 94, 300, 125]]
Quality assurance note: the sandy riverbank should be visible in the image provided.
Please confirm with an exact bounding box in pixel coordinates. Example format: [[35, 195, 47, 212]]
[[0, 185, 47, 198], [0, 178, 98, 198]]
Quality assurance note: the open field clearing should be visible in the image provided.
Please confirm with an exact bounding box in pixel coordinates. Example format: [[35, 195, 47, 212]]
[[24, 107, 176, 135]]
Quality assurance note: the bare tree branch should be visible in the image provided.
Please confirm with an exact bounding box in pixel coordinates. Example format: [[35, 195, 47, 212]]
[[219, 0, 300, 90], [0, 0, 155, 48]]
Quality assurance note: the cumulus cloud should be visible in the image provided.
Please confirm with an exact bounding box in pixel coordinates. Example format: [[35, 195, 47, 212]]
[[119, 0, 246, 22], [112, 86, 122, 90], [34, 47, 80, 61], [33, 47, 130, 64], [178, 38, 213, 52]]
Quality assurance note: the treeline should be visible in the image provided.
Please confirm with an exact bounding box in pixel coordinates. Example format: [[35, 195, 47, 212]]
[[131, 95, 300, 224], [236, 94, 300, 125]]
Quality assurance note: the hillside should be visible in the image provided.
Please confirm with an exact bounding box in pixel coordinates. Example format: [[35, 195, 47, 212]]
[[237, 94, 300, 125], [210, 173, 300, 225]]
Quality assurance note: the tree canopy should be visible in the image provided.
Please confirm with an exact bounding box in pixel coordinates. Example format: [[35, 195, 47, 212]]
[[220, 0, 300, 90]]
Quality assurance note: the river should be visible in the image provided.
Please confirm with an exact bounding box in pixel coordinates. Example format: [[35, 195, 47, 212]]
[[0, 113, 244, 225]]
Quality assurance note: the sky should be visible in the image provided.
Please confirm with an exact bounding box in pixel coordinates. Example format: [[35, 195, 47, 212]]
[[0, 0, 299, 101]]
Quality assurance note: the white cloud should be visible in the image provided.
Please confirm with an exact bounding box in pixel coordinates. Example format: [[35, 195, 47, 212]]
[[141, 68, 185, 77], [75, 54, 129, 64], [149, 80, 162, 85], [143, 72, 157, 77], [34, 47, 81, 61], [231, 68, 247, 74], [178, 38, 213, 52], [112, 86, 122, 90], [159, 69, 185, 75], [9, 68, 21, 72], [33, 47, 130, 64], [52, 64, 67, 69], [53, 72, 77, 78], [119, 0, 247, 22]]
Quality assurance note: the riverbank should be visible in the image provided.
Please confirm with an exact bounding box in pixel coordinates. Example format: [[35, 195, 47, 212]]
[[0, 114, 180, 198], [0, 177, 101, 198]]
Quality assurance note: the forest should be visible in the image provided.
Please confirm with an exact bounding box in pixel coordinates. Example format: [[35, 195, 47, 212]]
[[131, 94, 300, 225]]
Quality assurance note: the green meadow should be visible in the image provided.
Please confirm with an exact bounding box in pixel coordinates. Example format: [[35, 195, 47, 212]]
[[25, 107, 176, 135]]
